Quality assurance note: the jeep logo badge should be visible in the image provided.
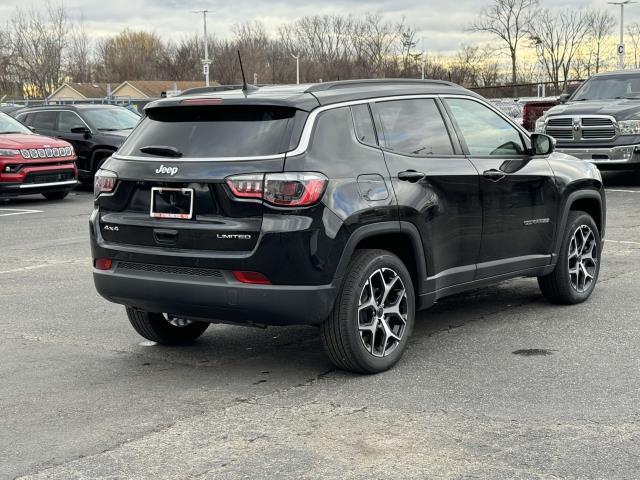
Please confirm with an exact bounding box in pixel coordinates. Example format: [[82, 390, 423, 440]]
[[155, 165, 178, 175]]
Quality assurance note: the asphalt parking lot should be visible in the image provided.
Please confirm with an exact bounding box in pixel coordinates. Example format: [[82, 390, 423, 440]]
[[2, 174, 640, 480]]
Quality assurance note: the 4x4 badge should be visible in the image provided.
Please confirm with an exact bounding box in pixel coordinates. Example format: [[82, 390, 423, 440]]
[[155, 165, 178, 175]]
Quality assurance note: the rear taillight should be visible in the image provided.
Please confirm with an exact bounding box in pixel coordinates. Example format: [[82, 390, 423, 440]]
[[225, 173, 327, 207], [232, 270, 271, 285], [94, 169, 118, 197], [94, 258, 113, 270]]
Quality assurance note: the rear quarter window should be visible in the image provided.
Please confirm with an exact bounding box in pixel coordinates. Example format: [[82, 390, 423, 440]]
[[118, 105, 298, 158]]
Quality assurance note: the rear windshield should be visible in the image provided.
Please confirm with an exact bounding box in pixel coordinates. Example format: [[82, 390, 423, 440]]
[[118, 105, 297, 158]]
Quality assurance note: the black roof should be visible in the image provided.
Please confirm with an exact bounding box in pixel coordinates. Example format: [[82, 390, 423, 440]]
[[148, 79, 476, 112]]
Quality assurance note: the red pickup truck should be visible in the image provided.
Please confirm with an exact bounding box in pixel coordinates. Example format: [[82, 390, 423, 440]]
[[0, 112, 78, 200]]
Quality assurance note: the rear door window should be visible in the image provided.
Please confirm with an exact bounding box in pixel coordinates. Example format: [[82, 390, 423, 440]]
[[374, 99, 454, 156], [31, 111, 58, 131], [119, 106, 298, 158]]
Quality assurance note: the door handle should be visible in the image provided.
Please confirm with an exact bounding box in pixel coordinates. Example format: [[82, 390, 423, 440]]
[[483, 169, 506, 182], [398, 170, 426, 183]]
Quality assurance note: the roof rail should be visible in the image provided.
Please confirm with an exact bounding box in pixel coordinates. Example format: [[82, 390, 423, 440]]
[[305, 78, 454, 93]]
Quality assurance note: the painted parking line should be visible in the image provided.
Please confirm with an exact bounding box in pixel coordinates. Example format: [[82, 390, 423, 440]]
[[607, 239, 640, 246], [0, 208, 43, 218], [0, 259, 85, 275], [606, 189, 640, 194]]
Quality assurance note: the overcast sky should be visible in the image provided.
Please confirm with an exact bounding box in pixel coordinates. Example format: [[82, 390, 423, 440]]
[[1, 0, 639, 54]]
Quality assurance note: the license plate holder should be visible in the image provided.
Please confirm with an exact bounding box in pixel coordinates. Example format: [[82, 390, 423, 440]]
[[150, 187, 194, 220]]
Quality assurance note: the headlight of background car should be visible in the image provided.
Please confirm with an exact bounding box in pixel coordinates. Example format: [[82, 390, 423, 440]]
[[618, 120, 640, 135], [0, 149, 20, 157], [535, 118, 546, 133]]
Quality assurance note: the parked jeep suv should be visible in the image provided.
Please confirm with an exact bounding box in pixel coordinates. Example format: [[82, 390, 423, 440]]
[[91, 80, 606, 373], [0, 112, 77, 200], [15, 105, 140, 183], [537, 70, 640, 181]]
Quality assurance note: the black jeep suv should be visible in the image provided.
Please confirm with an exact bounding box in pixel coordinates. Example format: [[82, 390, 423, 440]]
[[15, 105, 140, 183], [91, 79, 606, 373]]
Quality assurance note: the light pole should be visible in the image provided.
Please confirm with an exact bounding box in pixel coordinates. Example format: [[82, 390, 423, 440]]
[[291, 53, 300, 84], [193, 9, 212, 86], [421, 37, 425, 80], [609, 1, 637, 70]]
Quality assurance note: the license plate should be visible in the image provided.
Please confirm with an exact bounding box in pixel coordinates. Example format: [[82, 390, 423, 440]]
[[150, 187, 194, 219]]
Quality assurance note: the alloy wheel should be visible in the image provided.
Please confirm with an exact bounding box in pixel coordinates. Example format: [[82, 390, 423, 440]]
[[358, 268, 408, 357], [568, 225, 598, 293]]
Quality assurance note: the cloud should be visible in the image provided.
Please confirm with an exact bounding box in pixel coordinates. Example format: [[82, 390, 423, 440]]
[[1, 0, 638, 54]]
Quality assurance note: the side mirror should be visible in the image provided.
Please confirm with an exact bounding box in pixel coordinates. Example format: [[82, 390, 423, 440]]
[[559, 93, 570, 104], [70, 126, 90, 135], [531, 133, 555, 156]]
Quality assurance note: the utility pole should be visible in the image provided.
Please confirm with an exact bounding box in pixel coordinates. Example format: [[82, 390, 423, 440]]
[[291, 53, 300, 84], [609, 1, 637, 70], [193, 9, 212, 86], [421, 37, 425, 80]]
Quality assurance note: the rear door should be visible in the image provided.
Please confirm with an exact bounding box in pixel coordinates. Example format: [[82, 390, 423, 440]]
[[97, 104, 302, 253], [372, 97, 482, 291], [442, 97, 558, 279]]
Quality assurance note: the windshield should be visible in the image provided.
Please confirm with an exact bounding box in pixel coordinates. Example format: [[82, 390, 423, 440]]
[[572, 74, 640, 101], [118, 105, 297, 158], [0, 112, 31, 134], [82, 108, 140, 131]]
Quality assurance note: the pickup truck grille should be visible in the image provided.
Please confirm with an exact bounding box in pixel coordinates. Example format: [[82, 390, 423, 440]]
[[545, 116, 616, 141]]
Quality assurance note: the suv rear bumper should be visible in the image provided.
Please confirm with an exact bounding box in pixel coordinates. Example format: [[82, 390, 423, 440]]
[[93, 264, 337, 326]]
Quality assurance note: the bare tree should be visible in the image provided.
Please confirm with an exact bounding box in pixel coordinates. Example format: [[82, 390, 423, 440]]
[[95, 29, 164, 82], [10, 1, 68, 97], [530, 8, 590, 90], [584, 9, 616, 75], [471, 0, 539, 86], [66, 14, 92, 83], [628, 22, 640, 69]]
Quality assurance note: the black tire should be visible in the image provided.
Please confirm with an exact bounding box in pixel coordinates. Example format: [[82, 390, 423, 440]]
[[320, 249, 415, 374], [126, 307, 209, 345], [538, 211, 601, 305], [42, 190, 70, 200]]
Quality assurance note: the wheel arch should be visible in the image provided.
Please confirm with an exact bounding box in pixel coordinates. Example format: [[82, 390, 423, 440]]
[[332, 222, 427, 296], [554, 189, 605, 257], [90, 147, 118, 174]]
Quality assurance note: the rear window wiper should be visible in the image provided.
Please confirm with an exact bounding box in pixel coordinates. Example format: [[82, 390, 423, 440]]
[[139, 145, 183, 158]]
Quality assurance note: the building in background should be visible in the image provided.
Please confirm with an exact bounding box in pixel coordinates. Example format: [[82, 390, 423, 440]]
[[48, 83, 111, 101], [110, 81, 209, 99]]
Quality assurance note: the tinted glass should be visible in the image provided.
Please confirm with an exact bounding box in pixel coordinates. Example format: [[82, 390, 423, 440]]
[[82, 108, 140, 131], [0, 112, 31, 134], [31, 111, 57, 131], [572, 74, 640, 101], [376, 99, 453, 156], [58, 111, 86, 132], [446, 98, 525, 156], [119, 106, 296, 158], [350, 104, 377, 146]]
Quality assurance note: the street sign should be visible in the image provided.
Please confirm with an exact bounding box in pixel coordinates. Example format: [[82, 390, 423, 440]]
[[203, 64, 209, 75], [618, 44, 625, 56]]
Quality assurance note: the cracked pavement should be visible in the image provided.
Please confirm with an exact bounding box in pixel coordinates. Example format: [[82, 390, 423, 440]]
[[2, 174, 640, 479]]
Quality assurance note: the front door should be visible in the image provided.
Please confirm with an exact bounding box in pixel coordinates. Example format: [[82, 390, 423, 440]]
[[443, 97, 559, 279], [372, 97, 482, 292], [56, 111, 94, 173]]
